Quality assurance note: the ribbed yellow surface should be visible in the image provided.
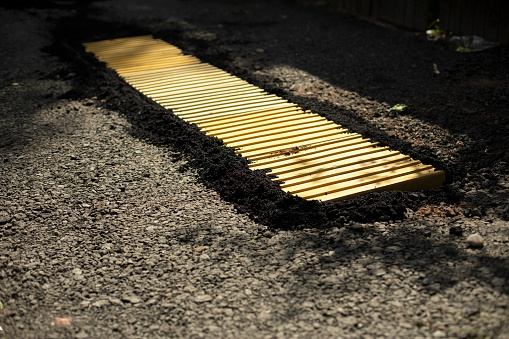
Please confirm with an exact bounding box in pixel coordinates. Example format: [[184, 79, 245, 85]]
[[83, 35, 445, 201]]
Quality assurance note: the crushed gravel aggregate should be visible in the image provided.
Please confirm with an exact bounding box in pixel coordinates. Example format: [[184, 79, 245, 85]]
[[1, 1, 508, 338]]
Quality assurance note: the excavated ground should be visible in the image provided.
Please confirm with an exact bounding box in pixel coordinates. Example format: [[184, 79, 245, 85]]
[[1, 1, 508, 338]]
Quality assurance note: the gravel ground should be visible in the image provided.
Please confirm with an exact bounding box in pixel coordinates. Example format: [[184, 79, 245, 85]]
[[1, 1, 508, 338]]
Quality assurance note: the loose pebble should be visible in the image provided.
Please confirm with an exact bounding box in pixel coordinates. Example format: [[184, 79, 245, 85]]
[[466, 233, 484, 248]]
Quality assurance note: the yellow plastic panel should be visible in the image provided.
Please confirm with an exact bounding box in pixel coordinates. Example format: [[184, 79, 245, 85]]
[[84, 35, 445, 202]]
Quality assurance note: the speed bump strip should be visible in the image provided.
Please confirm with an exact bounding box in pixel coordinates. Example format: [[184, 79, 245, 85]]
[[83, 35, 445, 202]]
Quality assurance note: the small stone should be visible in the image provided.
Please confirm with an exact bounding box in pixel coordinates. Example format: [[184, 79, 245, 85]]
[[146, 298, 158, 306], [0, 211, 11, 224], [79, 300, 90, 308], [468, 207, 482, 217], [444, 207, 456, 217], [122, 295, 142, 304], [108, 297, 123, 305], [428, 283, 441, 292], [55, 317, 72, 326], [258, 310, 271, 321], [208, 325, 221, 332], [263, 231, 274, 238], [184, 285, 197, 293], [491, 277, 506, 287], [199, 253, 210, 260], [371, 269, 386, 277], [466, 233, 484, 248], [92, 300, 110, 308], [194, 294, 212, 303], [433, 330, 447, 338], [73, 274, 84, 281], [75, 330, 89, 339], [348, 223, 364, 232], [13, 213, 25, 220], [421, 277, 433, 285]]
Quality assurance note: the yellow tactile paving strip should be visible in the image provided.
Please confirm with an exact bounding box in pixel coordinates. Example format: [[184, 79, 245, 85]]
[[83, 35, 445, 202]]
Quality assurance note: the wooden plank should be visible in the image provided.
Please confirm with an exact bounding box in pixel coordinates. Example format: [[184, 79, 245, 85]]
[[469, 0, 506, 42], [371, 0, 380, 19], [404, 0, 416, 29], [376, 0, 392, 23], [342, 0, 358, 13], [498, 2, 509, 44], [358, 0, 372, 16], [414, 0, 430, 31], [394, 0, 407, 27], [310, 170, 445, 202], [376, 0, 407, 27], [442, 0, 462, 35], [472, 2, 487, 39], [296, 165, 435, 200], [439, 0, 452, 33], [485, 1, 501, 43], [460, 0, 475, 36], [284, 159, 424, 195]]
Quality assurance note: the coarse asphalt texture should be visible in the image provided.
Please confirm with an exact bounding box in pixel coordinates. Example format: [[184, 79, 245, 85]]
[[1, 0, 508, 338]]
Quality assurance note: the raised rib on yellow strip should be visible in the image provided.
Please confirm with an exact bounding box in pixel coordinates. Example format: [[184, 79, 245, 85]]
[[83, 35, 445, 202]]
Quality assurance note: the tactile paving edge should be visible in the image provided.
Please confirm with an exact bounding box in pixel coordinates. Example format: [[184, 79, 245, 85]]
[[83, 35, 445, 202]]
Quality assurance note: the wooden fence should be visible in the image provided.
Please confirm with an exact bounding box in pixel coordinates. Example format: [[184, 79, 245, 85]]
[[329, 0, 509, 44], [439, 0, 508, 44]]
